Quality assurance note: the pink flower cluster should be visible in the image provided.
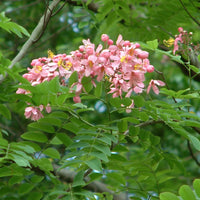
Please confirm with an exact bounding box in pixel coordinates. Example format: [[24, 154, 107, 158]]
[[69, 34, 157, 100], [173, 27, 193, 55], [24, 104, 51, 121], [17, 34, 165, 120]]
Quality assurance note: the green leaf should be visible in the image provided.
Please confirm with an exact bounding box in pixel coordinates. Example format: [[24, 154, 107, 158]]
[[90, 151, 109, 162], [48, 190, 68, 196], [38, 117, 62, 127], [88, 173, 102, 183], [43, 148, 60, 159], [11, 155, 31, 167], [94, 82, 102, 98], [49, 111, 68, 119], [146, 39, 158, 50], [160, 192, 180, 200], [69, 71, 78, 86], [78, 21, 88, 29], [188, 135, 200, 151], [28, 122, 55, 133], [85, 158, 102, 171], [179, 185, 196, 200], [32, 158, 53, 173], [31, 175, 44, 183], [93, 144, 111, 156], [81, 76, 93, 93], [193, 179, 200, 198], [107, 172, 126, 185], [198, 54, 200, 62], [0, 104, 11, 119], [27, 191, 43, 200], [56, 93, 70, 105], [48, 76, 61, 93], [120, 97, 132, 106], [9, 176, 24, 186], [129, 126, 140, 136], [0, 12, 30, 37], [56, 132, 72, 147], [179, 93, 199, 99], [118, 119, 127, 132], [110, 97, 121, 107], [160, 88, 176, 97], [21, 131, 48, 143], [0, 164, 24, 177], [0, 138, 8, 146], [180, 120, 200, 128], [133, 95, 145, 107], [189, 64, 200, 73], [72, 170, 85, 187], [19, 183, 34, 195], [98, 136, 111, 145], [50, 136, 62, 145]]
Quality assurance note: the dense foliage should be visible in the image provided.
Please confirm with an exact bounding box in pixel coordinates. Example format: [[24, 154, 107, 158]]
[[0, 0, 200, 200]]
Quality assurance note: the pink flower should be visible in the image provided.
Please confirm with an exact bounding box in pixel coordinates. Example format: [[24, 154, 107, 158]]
[[16, 88, 28, 94], [178, 27, 183, 33], [107, 39, 113, 45], [146, 65, 154, 73], [101, 34, 109, 42], [73, 96, 81, 103], [45, 104, 51, 113], [134, 49, 149, 59], [24, 106, 44, 121], [147, 80, 165, 94], [173, 36, 183, 55]]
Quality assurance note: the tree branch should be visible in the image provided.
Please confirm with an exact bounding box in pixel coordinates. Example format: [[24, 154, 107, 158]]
[[124, 120, 164, 136], [187, 140, 200, 167], [179, 0, 200, 27], [0, 0, 62, 83], [66, 0, 98, 13], [53, 164, 127, 200]]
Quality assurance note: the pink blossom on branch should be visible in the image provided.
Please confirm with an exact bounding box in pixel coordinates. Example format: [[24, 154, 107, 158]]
[[24, 106, 44, 121], [17, 34, 165, 120], [147, 80, 165, 95], [164, 27, 192, 55]]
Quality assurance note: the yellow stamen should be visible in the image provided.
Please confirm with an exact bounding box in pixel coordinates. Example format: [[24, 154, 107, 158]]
[[88, 60, 93, 68], [58, 59, 63, 67], [34, 66, 42, 73], [48, 50, 54, 59], [120, 56, 127, 63], [128, 48, 134, 56], [58, 59, 72, 70], [104, 75, 110, 81], [65, 61, 72, 70], [134, 64, 141, 70], [163, 38, 175, 47]]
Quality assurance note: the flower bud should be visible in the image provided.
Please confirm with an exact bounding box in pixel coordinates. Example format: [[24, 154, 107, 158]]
[[101, 34, 109, 42], [147, 65, 154, 73], [178, 27, 183, 33], [107, 39, 113, 45]]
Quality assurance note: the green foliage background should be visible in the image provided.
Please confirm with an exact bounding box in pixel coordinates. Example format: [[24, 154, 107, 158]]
[[0, 0, 200, 200]]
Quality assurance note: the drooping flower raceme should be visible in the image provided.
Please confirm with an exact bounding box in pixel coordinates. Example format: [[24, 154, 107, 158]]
[[17, 34, 165, 120]]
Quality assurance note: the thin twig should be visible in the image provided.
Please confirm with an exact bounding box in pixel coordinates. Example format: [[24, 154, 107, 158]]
[[179, 0, 200, 27], [124, 120, 164, 136], [187, 140, 200, 167], [0, 0, 62, 83], [51, 1, 67, 17]]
